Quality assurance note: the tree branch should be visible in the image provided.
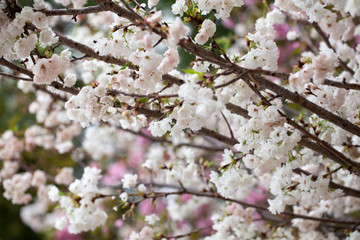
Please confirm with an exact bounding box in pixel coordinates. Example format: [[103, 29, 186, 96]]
[[248, 73, 360, 138], [213, 71, 248, 89], [244, 68, 360, 92], [118, 126, 225, 151], [95, 0, 141, 22], [143, 187, 360, 227], [55, 31, 133, 68], [39, 5, 106, 16], [0, 72, 32, 81], [293, 168, 360, 198], [155, 225, 212, 239], [107, 89, 178, 99], [0, 57, 79, 95], [311, 22, 355, 76]]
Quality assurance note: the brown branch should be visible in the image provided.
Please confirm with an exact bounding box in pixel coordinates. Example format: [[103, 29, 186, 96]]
[[118, 127, 225, 151], [143, 188, 360, 226], [233, 70, 360, 175], [279, 111, 360, 175], [248, 74, 360, 138], [155, 225, 212, 239], [107, 89, 178, 99], [49, 81, 79, 95], [293, 168, 360, 198], [323, 79, 360, 91], [197, 128, 237, 146], [199, 100, 360, 176], [0, 59, 70, 101], [221, 111, 234, 139], [0, 57, 79, 95], [134, 107, 163, 118], [225, 81, 360, 175], [38, 5, 106, 16], [0, 57, 34, 77], [154, 20, 360, 138], [71, 55, 88, 62], [299, 138, 358, 171], [213, 71, 248, 89], [55, 31, 133, 68], [245, 68, 360, 92], [0, 72, 32, 81], [246, 70, 360, 173], [225, 103, 251, 119], [179, 38, 234, 70], [247, 68, 290, 79], [211, 101, 360, 176], [95, 0, 141, 22], [55, 29, 185, 91], [118, 0, 141, 19]]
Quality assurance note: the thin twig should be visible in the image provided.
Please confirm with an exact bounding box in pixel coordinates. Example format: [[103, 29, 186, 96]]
[[118, 126, 225, 151], [155, 225, 212, 239], [311, 22, 355, 76], [221, 111, 234, 139], [0, 72, 32, 81], [213, 71, 248, 89], [107, 89, 178, 99]]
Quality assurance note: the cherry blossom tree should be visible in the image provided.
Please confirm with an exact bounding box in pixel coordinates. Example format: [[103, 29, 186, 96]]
[[1, 0, 360, 239]]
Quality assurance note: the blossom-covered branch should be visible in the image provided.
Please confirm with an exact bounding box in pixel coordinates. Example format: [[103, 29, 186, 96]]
[[2, 0, 360, 239]]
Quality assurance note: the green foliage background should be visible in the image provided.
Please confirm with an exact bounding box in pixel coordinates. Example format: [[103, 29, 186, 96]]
[[0, 81, 39, 240]]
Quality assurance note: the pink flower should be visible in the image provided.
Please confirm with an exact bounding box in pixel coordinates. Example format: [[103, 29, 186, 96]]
[[194, 204, 209, 216], [158, 48, 179, 74], [168, 17, 190, 46], [142, 34, 153, 50], [274, 23, 291, 39], [278, 41, 300, 67], [55, 228, 82, 240], [33, 56, 61, 84], [355, 36, 360, 44], [115, 219, 124, 228], [135, 135, 150, 146], [129, 151, 144, 167], [222, 18, 235, 29], [88, 162, 101, 169], [139, 199, 166, 215], [180, 194, 192, 203], [195, 218, 213, 235], [102, 162, 127, 185], [244, 186, 267, 204]]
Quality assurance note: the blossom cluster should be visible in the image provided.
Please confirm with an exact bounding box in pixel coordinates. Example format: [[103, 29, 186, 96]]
[[1, 0, 360, 239]]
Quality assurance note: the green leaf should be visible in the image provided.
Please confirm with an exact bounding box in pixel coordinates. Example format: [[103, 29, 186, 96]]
[[139, 97, 149, 103], [120, 62, 133, 70], [182, 69, 204, 77]]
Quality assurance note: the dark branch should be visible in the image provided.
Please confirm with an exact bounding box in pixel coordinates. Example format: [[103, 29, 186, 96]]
[[39, 5, 106, 16]]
